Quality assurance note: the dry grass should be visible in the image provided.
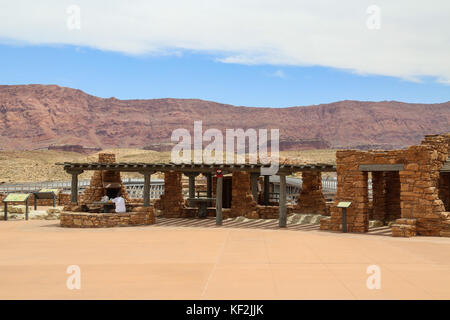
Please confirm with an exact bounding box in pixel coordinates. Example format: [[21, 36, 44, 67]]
[[0, 149, 336, 183]]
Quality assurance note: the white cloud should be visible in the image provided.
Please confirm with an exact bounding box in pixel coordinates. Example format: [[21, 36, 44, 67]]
[[0, 0, 449, 83]]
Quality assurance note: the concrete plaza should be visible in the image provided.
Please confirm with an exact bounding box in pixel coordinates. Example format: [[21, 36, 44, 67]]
[[1, 218, 450, 299]]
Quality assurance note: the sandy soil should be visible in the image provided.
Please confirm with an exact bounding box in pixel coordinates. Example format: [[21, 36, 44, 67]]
[[0, 149, 336, 183]]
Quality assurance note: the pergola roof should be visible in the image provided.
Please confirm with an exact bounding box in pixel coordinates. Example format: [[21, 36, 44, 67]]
[[57, 161, 336, 174]]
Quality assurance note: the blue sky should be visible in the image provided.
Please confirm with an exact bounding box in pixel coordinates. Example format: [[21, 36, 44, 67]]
[[1, 44, 449, 108], [0, 1, 449, 107]]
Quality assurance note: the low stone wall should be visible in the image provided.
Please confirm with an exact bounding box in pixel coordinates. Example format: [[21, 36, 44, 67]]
[[60, 207, 155, 228], [392, 218, 417, 237]]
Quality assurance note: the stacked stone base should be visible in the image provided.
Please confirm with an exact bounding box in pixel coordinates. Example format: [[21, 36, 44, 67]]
[[320, 217, 331, 230], [60, 207, 155, 228], [252, 205, 294, 219], [392, 218, 417, 237], [439, 212, 450, 237]]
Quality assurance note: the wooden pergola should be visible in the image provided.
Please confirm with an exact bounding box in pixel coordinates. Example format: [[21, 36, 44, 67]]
[[57, 162, 336, 227]]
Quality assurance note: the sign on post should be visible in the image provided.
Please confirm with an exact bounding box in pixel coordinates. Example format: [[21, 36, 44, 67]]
[[2, 193, 31, 221], [337, 202, 352, 233]]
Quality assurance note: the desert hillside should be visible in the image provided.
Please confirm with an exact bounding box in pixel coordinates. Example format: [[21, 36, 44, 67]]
[[0, 84, 449, 151], [0, 149, 337, 183]]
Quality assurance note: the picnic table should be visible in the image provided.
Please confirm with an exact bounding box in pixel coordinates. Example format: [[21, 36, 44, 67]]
[[92, 201, 116, 213], [187, 197, 215, 218]]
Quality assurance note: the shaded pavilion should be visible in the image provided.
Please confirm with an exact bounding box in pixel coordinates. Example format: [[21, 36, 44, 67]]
[[58, 161, 336, 227]]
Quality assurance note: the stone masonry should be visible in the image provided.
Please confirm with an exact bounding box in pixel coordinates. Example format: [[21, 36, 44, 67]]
[[60, 206, 155, 228], [294, 171, 328, 215], [155, 172, 185, 218], [321, 133, 450, 237], [231, 172, 258, 218], [82, 153, 128, 204]]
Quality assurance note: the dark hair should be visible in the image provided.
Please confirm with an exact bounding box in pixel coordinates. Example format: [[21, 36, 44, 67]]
[[116, 190, 122, 197]]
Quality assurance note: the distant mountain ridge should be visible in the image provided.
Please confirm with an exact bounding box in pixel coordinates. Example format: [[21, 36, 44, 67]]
[[0, 84, 449, 151]]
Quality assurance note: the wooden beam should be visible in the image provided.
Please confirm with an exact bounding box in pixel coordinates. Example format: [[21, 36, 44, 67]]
[[70, 171, 79, 204], [250, 172, 259, 203], [264, 175, 270, 205], [358, 164, 404, 172], [278, 174, 287, 227], [206, 173, 213, 198], [216, 175, 223, 226], [143, 172, 151, 207]]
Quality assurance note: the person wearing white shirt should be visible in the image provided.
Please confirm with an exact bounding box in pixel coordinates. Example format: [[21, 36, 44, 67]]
[[111, 191, 126, 213]]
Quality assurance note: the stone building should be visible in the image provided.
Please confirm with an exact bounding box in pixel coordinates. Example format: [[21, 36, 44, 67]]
[[320, 133, 450, 237]]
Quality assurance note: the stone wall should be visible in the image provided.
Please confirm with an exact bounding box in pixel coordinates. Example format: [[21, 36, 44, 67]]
[[294, 171, 328, 215], [155, 172, 185, 218], [60, 207, 155, 228], [255, 205, 295, 219], [231, 172, 257, 218], [321, 133, 450, 237]]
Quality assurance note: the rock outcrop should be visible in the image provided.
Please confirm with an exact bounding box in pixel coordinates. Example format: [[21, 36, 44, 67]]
[[1, 84, 449, 150]]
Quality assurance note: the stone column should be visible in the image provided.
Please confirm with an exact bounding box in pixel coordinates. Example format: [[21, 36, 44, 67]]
[[295, 171, 327, 214], [160, 172, 184, 218], [231, 172, 257, 217], [326, 150, 369, 233]]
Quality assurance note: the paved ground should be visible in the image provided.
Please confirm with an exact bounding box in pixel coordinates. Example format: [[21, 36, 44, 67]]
[[1, 218, 450, 299]]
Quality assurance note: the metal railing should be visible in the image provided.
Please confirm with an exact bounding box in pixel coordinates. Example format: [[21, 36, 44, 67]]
[[0, 177, 372, 199]]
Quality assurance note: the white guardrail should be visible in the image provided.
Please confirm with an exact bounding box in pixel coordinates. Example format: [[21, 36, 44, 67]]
[[0, 177, 372, 199]]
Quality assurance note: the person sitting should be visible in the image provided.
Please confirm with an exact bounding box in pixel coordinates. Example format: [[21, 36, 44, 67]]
[[111, 191, 126, 213]]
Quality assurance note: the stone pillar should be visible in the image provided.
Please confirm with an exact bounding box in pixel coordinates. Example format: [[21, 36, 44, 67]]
[[159, 172, 185, 218], [295, 171, 327, 215], [325, 150, 369, 233], [231, 172, 257, 218]]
